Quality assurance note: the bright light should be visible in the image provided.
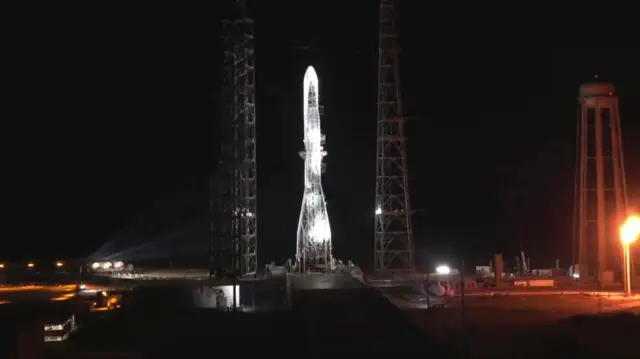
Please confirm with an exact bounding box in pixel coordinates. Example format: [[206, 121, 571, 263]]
[[620, 215, 640, 244], [102, 262, 112, 269], [27, 262, 35, 268], [436, 265, 451, 275], [91, 262, 100, 269], [55, 261, 63, 267], [375, 206, 382, 215], [45, 324, 64, 331], [0, 263, 4, 269], [302, 67, 325, 176], [310, 215, 331, 243], [621, 215, 640, 296], [218, 285, 241, 308], [113, 261, 124, 269], [572, 273, 580, 279], [44, 336, 64, 342], [50, 293, 75, 301]]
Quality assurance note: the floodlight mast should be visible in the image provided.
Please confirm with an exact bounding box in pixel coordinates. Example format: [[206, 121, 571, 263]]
[[296, 66, 332, 273]]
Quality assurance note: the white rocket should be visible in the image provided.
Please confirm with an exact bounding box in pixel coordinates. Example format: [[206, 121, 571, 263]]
[[296, 66, 332, 273]]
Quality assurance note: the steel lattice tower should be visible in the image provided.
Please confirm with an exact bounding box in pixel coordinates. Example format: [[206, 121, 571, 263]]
[[573, 81, 629, 283], [374, 0, 414, 276], [211, 0, 257, 278]]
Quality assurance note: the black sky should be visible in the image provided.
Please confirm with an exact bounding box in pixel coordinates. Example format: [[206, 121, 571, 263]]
[[7, 1, 640, 270]]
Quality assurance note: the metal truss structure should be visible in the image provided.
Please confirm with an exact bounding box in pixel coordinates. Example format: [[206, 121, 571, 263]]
[[210, 0, 257, 279], [374, 0, 415, 276], [296, 66, 332, 273]]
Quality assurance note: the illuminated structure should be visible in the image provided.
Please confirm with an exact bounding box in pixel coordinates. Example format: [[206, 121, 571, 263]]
[[89, 260, 128, 272], [620, 215, 640, 296], [212, 0, 257, 278], [374, 0, 415, 276], [296, 66, 332, 273], [574, 81, 629, 282], [44, 314, 77, 342]]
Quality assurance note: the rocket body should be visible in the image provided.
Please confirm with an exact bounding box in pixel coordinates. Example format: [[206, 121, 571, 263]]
[[296, 66, 332, 272]]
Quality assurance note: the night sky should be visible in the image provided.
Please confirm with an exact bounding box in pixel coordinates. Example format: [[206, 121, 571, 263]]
[[8, 2, 639, 271]]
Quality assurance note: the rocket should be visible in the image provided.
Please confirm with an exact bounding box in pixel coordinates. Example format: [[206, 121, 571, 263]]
[[296, 66, 332, 272]]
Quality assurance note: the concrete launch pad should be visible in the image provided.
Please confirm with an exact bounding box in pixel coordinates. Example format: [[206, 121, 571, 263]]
[[287, 272, 366, 290], [287, 273, 435, 352]]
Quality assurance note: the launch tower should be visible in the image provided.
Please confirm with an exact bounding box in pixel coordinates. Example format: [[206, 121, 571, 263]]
[[373, 0, 415, 276], [211, 0, 257, 279], [574, 81, 629, 282], [296, 66, 332, 273]]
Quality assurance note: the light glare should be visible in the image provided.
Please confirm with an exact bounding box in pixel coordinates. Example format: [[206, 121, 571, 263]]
[[620, 215, 640, 244]]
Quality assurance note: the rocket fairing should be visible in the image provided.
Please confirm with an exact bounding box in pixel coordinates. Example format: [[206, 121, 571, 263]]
[[296, 66, 332, 273]]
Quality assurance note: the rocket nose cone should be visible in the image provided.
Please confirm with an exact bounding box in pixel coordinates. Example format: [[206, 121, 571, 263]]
[[304, 66, 319, 87]]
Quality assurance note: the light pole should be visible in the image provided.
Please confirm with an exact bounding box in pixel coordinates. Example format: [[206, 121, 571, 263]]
[[620, 215, 640, 296]]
